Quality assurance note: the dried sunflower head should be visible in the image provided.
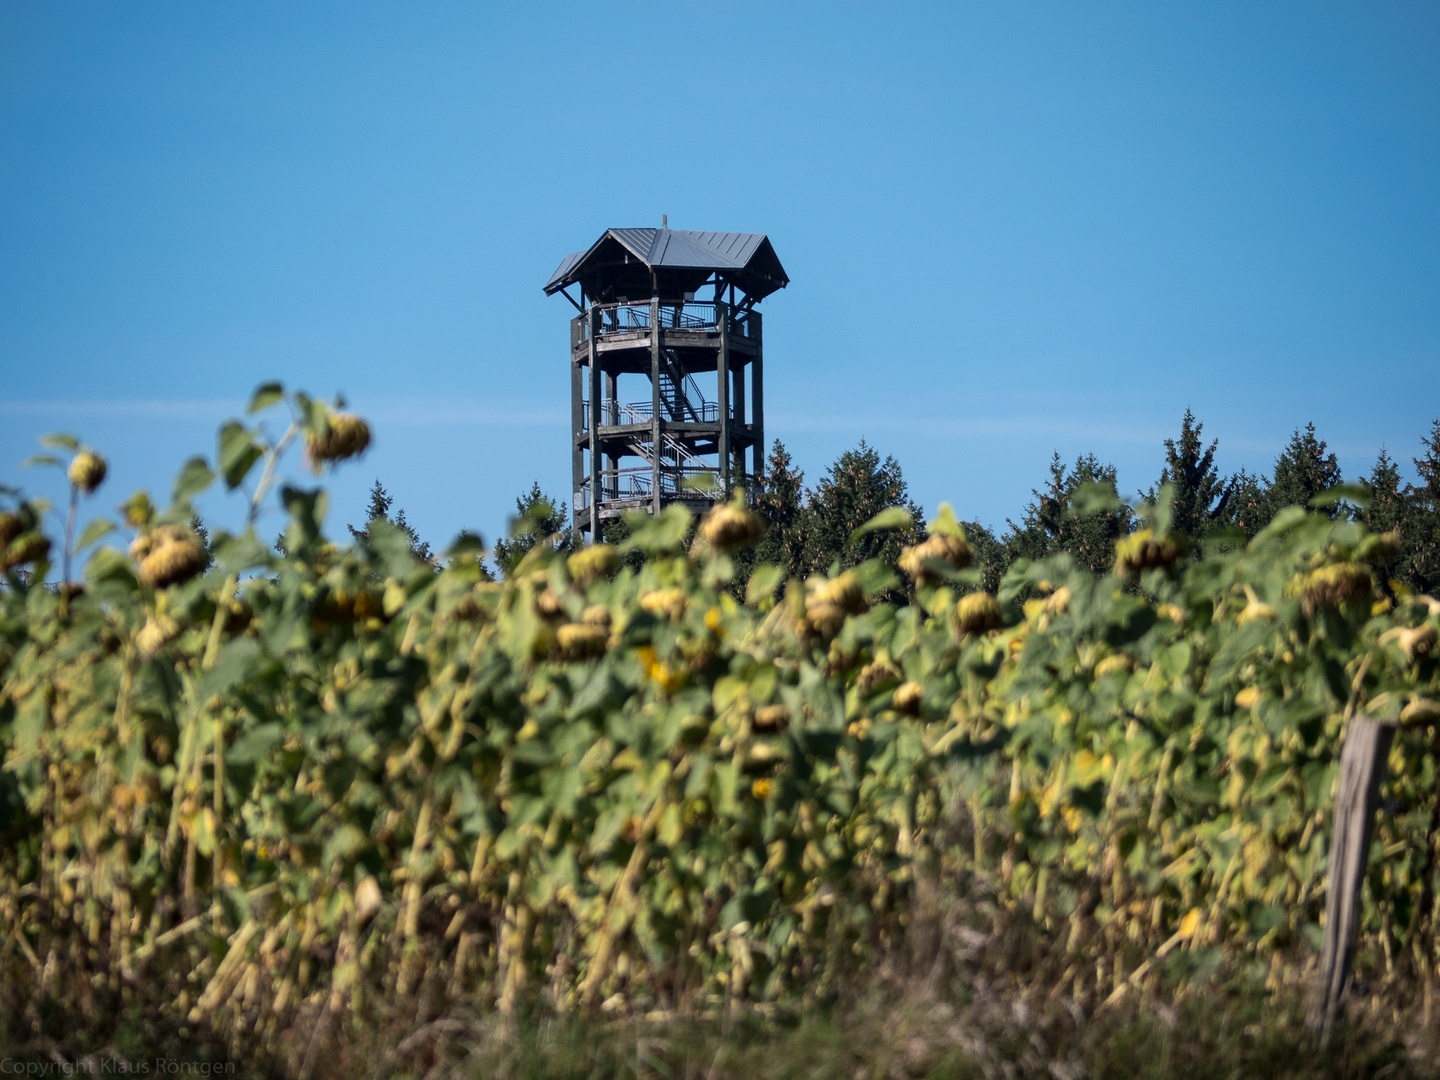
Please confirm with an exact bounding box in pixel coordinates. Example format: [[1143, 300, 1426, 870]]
[[136, 613, 180, 657], [2, 531, 50, 572], [753, 704, 790, 733], [567, 543, 620, 585], [1297, 562, 1372, 616], [898, 532, 972, 584], [0, 512, 23, 549], [697, 500, 765, 553], [807, 572, 865, 614], [1386, 623, 1438, 666], [955, 591, 1002, 636], [1094, 653, 1134, 679], [556, 622, 608, 661], [306, 412, 371, 466], [891, 681, 924, 716], [67, 451, 107, 494], [135, 526, 206, 589], [640, 588, 687, 622], [1114, 529, 1185, 576], [803, 572, 866, 637], [856, 654, 902, 695], [120, 492, 155, 530]]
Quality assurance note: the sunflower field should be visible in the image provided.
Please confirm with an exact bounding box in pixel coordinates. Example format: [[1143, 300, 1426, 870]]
[[1, 385, 1438, 1064]]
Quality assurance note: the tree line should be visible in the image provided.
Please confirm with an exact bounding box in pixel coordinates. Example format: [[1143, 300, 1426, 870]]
[[359, 410, 1440, 595]]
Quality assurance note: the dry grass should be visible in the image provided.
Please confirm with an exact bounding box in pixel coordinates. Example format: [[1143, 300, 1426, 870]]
[[2, 878, 1432, 1080]]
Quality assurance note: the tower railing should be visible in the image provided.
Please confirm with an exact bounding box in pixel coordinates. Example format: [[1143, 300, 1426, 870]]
[[576, 301, 757, 344], [581, 397, 726, 429], [575, 468, 754, 512]]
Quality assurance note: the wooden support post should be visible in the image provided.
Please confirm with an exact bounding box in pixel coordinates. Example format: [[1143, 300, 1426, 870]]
[[570, 315, 585, 538], [603, 369, 617, 497], [650, 297, 661, 515], [752, 313, 764, 483], [588, 306, 601, 542], [717, 301, 730, 497], [731, 358, 745, 488], [1310, 717, 1396, 1044]]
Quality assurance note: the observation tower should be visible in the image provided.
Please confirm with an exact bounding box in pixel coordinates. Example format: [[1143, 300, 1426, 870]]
[[544, 225, 788, 541]]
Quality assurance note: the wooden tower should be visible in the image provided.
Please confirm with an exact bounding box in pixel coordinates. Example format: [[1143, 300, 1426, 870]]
[[544, 227, 788, 541]]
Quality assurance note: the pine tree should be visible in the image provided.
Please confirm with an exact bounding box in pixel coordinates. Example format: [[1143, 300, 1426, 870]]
[[1145, 409, 1231, 541], [1215, 468, 1271, 539], [188, 513, 214, 571], [1358, 448, 1408, 587], [1269, 423, 1342, 517], [751, 440, 809, 580], [1006, 452, 1132, 575], [492, 482, 571, 577], [803, 440, 923, 576], [348, 479, 434, 563], [1409, 420, 1440, 594], [1361, 449, 1406, 535], [958, 519, 1007, 594]]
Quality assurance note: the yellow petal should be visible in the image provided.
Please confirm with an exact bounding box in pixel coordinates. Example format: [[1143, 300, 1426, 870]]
[[1178, 907, 1202, 940]]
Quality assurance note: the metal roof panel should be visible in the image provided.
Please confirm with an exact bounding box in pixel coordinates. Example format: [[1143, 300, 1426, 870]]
[[544, 227, 787, 299]]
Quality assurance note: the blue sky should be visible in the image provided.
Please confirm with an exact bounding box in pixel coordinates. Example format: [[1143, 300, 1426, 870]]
[[2, 2, 1437, 552]]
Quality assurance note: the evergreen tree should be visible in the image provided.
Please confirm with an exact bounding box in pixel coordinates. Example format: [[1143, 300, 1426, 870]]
[[1145, 409, 1231, 541], [1361, 449, 1407, 535], [751, 440, 809, 580], [348, 480, 434, 563], [1358, 448, 1408, 588], [1215, 468, 1271, 539], [1269, 423, 1342, 517], [1006, 452, 1132, 575], [1409, 420, 1440, 594], [188, 512, 214, 571], [492, 481, 571, 577], [803, 440, 923, 575], [958, 519, 1007, 595]]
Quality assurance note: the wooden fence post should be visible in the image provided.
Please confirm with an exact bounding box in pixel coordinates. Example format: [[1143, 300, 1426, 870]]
[[1309, 717, 1396, 1044]]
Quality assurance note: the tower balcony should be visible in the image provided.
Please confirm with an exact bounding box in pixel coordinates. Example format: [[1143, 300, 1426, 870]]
[[580, 397, 725, 431], [575, 468, 758, 514], [574, 300, 760, 351]]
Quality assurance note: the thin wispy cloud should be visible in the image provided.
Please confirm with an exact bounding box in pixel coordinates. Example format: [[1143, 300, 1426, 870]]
[[0, 398, 566, 428], [0, 400, 240, 420], [768, 410, 1171, 446], [361, 400, 565, 427]]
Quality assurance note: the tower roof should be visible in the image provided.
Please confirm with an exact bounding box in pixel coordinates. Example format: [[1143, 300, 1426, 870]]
[[544, 228, 788, 304]]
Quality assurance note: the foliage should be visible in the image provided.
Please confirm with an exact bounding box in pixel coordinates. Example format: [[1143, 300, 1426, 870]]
[[962, 506, 1440, 1005], [750, 440, 808, 581], [1006, 452, 1133, 575], [3, 389, 1440, 1072], [493, 481, 571, 578], [349, 479, 434, 564], [743, 438, 921, 599], [188, 513, 215, 571], [1216, 467, 1272, 540], [1144, 409, 1233, 542], [798, 439, 924, 578], [1361, 450, 1407, 534], [958, 518, 1006, 596], [1270, 423, 1344, 519], [1409, 422, 1440, 596]]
